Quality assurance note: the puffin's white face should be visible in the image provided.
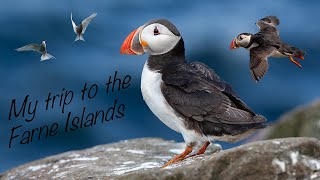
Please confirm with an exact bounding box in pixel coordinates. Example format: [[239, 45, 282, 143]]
[[120, 19, 181, 56], [230, 33, 252, 49], [140, 23, 181, 55], [236, 33, 251, 47]]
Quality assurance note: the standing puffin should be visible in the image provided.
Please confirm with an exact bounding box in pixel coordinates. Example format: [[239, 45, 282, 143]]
[[230, 16, 305, 81], [120, 19, 267, 168]]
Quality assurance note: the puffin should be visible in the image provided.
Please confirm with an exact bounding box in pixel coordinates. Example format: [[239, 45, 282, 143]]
[[71, 12, 97, 41], [230, 16, 306, 81], [15, 40, 55, 61], [120, 19, 267, 168]]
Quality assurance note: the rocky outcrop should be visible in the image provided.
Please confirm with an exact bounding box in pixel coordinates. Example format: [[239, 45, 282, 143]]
[[253, 100, 320, 141], [1, 137, 320, 180]]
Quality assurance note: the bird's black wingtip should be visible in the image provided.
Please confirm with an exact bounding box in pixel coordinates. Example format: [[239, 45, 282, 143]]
[[253, 114, 267, 122], [253, 114, 272, 129]]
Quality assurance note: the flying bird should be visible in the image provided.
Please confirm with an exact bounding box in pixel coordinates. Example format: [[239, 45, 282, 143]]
[[120, 19, 267, 168], [71, 12, 97, 41], [15, 40, 55, 61], [230, 16, 306, 81]]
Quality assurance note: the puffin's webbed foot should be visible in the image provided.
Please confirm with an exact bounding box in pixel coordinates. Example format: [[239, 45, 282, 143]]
[[186, 141, 210, 158], [289, 56, 302, 68], [161, 146, 193, 168]]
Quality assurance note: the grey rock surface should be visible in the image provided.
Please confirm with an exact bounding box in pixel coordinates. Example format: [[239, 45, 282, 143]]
[[253, 100, 320, 141], [1, 138, 320, 180]]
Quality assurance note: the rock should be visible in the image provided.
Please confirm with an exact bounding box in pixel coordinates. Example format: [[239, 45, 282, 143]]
[[253, 99, 320, 141], [121, 138, 320, 180], [1, 137, 320, 180], [1, 138, 220, 180]]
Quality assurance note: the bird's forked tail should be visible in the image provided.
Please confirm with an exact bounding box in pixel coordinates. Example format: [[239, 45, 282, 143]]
[[41, 53, 55, 61], [75, 34, 85, 42]]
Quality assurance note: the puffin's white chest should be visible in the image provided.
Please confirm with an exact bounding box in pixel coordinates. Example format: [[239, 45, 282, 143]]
[[140, 62, 209, 145], [140, 62, 183, 133], [246, 42, 259, 51]]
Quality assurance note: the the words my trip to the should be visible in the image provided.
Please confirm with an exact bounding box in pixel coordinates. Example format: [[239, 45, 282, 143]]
[[7, 71, 131, 148]]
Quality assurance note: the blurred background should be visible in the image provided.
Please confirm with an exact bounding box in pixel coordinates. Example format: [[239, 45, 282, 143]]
[[0, 0, 319, 173]]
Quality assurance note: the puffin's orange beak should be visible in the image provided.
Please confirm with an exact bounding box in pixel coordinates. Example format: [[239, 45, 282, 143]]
[[230, 38, 239, 50], [120, 27, 145, 55]]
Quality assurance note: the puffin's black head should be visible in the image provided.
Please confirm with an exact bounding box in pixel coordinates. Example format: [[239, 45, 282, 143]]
[[120, 19, 182, 56], [230, 33, 252, 49], [291, 47, 306, 60]]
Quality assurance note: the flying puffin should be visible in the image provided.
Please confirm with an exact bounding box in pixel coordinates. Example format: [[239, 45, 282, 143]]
[[230, 16, 306, 81], [71, 12, 97, 41], [120, 19, 267, 168], [15, 40, 55, 61]]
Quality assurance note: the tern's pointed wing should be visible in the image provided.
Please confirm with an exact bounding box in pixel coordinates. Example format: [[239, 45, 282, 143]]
[[71, 13, 78, 33], [81, 12, 97, 33], [15, 43, 42, 53]]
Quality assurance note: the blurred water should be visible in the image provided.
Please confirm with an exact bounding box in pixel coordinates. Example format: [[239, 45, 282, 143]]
[[1, 0, 319, 173]]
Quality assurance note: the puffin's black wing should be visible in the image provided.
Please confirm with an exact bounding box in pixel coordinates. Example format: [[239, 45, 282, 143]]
[[249, 46, 276, 81], [161, 62, 266, 125], [256, 16, 280, 36], [259, 16, 280, 27], [188, 62, 252, 111]]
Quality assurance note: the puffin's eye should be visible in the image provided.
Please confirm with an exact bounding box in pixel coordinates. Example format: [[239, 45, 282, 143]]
[[153, 27, 160, 35], [239, 36, 243, 40]]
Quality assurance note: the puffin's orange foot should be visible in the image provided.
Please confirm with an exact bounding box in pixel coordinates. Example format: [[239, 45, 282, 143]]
[[186, 141, 210, 158], [289, 56, 302, 68], [161, 146, 193, 168]]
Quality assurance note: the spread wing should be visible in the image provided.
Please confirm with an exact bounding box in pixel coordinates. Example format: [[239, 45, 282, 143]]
[[81, 12, 97, 33], [259, 16, 280, 26], [161, 62, 266, 125], [256, 16, 280, 36], [70, 13, 78, 33], [15, 43, 41, 53], [249, 46, 276, 81]]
